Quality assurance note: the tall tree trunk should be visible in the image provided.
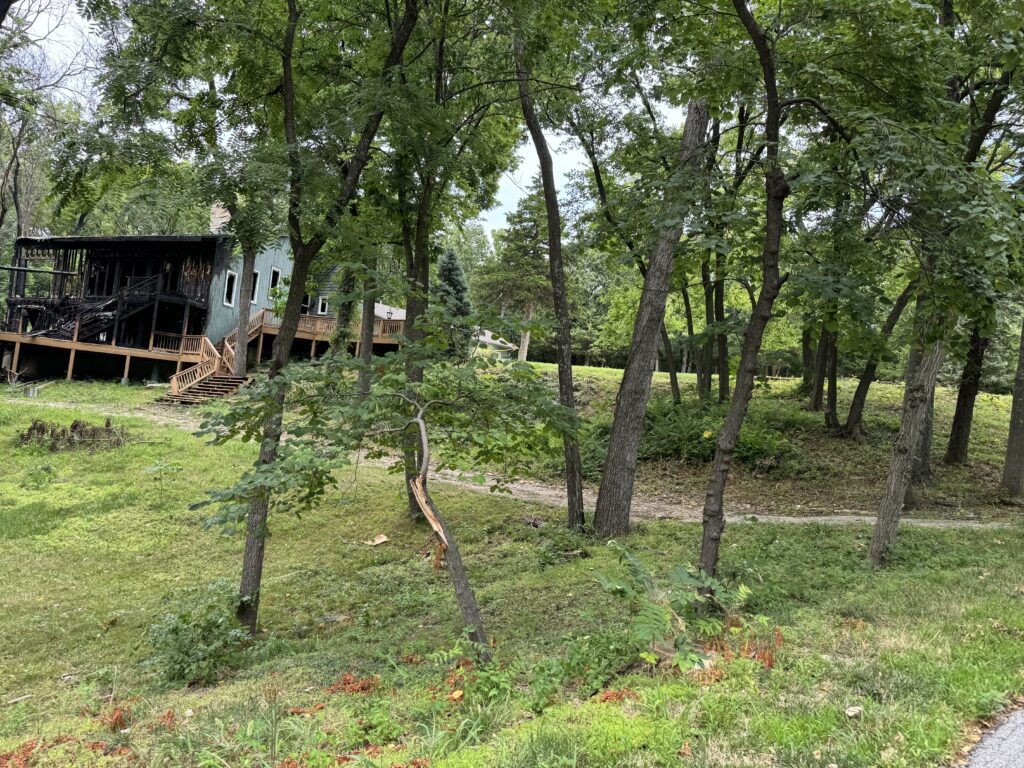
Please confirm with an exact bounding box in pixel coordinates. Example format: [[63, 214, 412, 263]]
[[517, 303, 533, 362], [661, 324, 682, 405], [593, 99, 711, 538], [800, 325, 814, 391], [714, 253, 729, 403], [330, 268, 357, 349], [699, 259, 715, 400], [699, 0, 789, 577], [682, 281, 698, 381], [868, 343, 945, 566], [824, 329, 839, 430], [357, 254, 377, 396], [1000, 317, 1024, 497], [237, 0, 419, 633], [515, 36, 584, 530], [844, 280, 916, 439], [810, 322, 828, 411], [403, 178, 434, 520], [232, 247, 256, 378], [944, 326, 988, 464]]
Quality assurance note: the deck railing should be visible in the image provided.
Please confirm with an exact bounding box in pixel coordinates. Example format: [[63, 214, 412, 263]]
[[260, 313, 404, 340], [169, 335, 222, 395]]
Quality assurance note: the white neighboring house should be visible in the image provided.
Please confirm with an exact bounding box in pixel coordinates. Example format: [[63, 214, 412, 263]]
[[474, 328, 518, 359]]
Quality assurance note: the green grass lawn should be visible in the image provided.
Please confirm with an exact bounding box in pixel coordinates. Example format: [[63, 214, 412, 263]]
[[0, 380, 1022, 766]]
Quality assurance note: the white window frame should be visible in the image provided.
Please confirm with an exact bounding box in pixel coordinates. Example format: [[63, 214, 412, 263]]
[[317, 296, 329, 315], [250, 271, 261, 304], [223, 270, 237, 307], [269, 267, 282, 294]]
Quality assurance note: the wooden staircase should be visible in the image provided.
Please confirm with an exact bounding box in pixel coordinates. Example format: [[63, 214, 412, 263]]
[[160, 374, 249, 405]]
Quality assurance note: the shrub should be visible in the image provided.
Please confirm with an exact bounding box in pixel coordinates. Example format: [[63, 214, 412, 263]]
[[574, 398, 790, 479], [142, 580, 249, 685]]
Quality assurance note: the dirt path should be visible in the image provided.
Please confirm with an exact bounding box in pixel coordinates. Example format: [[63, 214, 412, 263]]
[[12, 395, 1011, 530], [425, 467, 1009, 530]]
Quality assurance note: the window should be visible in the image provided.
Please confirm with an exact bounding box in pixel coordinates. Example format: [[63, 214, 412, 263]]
[[301, 294, 311, 314], [251, 271, 260, 304], [269, 267, 281, 293], [224, 271, 237, 307], [317, 296, 329, 315]]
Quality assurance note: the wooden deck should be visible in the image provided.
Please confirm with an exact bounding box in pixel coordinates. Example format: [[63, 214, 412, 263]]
[[2, 309, 405, 388]]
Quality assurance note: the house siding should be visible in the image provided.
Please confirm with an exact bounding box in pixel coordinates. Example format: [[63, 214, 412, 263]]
[[204, 237, 292, 342]]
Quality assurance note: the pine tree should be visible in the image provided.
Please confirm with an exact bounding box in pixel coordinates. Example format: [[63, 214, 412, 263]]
[[435, 248, 471, 319]]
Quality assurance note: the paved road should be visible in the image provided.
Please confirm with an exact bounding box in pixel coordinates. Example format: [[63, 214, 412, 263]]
[[967, 710, 1024, 768]]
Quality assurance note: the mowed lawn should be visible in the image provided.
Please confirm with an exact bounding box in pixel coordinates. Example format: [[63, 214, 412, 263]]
[[0, 380, 1022, 766]]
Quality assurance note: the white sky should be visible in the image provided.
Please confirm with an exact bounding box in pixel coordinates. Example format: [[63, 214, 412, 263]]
[[478, 134, 589, 238]]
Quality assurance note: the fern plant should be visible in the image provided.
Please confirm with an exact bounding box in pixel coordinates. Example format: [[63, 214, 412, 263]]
[[597, 542, 754, 669]]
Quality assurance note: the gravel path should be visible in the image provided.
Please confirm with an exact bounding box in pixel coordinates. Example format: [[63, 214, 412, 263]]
[[964, 709, 1024, 768]]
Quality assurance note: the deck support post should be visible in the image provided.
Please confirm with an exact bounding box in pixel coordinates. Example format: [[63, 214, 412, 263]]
[[66, 349, 76, 380], [256, 332, 264, 364], [122, 355, 131, 384], [310, 340, 317, 360], [12, 341, 21, 374]]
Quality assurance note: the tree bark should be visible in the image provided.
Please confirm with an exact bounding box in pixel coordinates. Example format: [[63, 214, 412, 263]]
[[593, 98, 711, 538], [699, 259, 715, 400], [237, 0, 419, 633], [699, 0, 789, 577], [517, 303, 533, 361], [357, 255, 377, 396], [410, 477, 489, 654], [810, 322, 828, 411], [515, 36, 585, 530], [800, 325, 814, 391], [1001, 317, 1024, 497], [868, 342, 945, 566], [232, 247, 256, 377], [943, 326, 988, 464], [824, 329, 839, 430], [714, 253, 729, 403], [844, 280, 916, 439]]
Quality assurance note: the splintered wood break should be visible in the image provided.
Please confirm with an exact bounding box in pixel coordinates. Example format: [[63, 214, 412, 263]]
[[410, 476, 448, 546]]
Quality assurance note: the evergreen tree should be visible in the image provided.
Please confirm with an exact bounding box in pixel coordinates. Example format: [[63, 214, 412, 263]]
[[435, 248, 471, 319]]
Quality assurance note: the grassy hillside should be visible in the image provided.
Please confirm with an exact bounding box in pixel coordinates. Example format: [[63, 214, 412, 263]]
[[0, 378, 1022, 766], [535, 364, 1017, 520]]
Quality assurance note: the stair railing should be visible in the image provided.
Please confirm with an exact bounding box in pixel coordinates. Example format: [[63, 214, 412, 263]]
[[170, 335, 222, 396]]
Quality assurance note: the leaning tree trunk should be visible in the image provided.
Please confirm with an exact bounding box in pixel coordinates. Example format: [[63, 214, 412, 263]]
[[699, 0, 789, 578], [237, 254, 314, 632], [1001, 317, 1024, 497], [232, 247, 256, 378], [410, 476, 489, 655], [844, 280, 916, 439], [868, 342, 945, 566], [944, 326, 988, 464], [593, 99, 711, 538], [515, 36, 585, 529]]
